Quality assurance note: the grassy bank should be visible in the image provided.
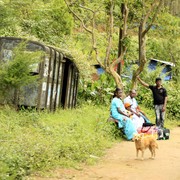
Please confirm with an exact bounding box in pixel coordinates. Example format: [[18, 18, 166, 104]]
[[0, 104, 179, 179], [0, 105, 120, 179]]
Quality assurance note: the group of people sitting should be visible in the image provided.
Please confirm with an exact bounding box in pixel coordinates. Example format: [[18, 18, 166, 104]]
[[110, 88, 151, 140]]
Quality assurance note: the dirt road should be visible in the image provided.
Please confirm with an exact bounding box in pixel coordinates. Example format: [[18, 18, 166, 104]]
[[31, 127, 180, 180]]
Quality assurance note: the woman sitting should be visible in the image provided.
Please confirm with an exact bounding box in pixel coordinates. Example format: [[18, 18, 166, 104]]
[[110, 88, 137, 140]]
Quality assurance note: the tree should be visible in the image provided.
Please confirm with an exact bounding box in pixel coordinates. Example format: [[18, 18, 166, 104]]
[[64, 0, 130, 94], [64, 0, 165, 93], [1, 0, 177, 94], [131, 0, 163, 89]]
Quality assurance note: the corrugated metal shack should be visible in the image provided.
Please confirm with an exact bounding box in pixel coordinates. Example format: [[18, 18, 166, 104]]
[[0, 37, 79, 111]]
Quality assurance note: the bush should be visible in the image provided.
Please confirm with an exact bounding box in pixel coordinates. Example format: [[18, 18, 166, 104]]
[[78, 73, 116, 106], [165, 82, 180, 120]]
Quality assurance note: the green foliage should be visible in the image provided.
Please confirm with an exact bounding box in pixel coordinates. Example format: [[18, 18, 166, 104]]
[[78, 73, 116, 105], [0, 104, 120, 179], [146, 32, 180, 84], [0, 103, 178, 179], [0, 1, 19, 36], [0, 41, 42, 104], [20, 0, 73, 44], [0, 2, 13, 29], [0, 0, 179, 141], [155, 12, 180, 38], [124, 36, 138, 61], [0, 0, 73, 44], [165, 82, 180, 120]]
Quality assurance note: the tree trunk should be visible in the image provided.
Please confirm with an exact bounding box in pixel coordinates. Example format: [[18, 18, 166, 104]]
[[108, 58, 126, 97], [131, 23, 146, 90], [117, 3, 125, 75], [131, 0, 163, 89]]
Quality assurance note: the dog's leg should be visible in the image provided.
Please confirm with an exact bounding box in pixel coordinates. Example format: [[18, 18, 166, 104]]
[[136, 149, 139, 159], [152, 144, 157, 159], [141, 150, 144, 160], [152, 147, 156, 158], [149, 146, 154, 159]]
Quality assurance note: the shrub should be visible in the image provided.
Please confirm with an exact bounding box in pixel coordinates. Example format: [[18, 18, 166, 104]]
[[78, 73, 116, 105], [0, 41, 42, 107], [165, 82, 180, 120]]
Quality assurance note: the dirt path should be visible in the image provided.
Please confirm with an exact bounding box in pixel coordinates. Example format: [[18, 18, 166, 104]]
[[31, 127, 180, 180]]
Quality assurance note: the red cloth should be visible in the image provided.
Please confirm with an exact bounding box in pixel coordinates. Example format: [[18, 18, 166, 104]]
[[137, 126, 158, 135]]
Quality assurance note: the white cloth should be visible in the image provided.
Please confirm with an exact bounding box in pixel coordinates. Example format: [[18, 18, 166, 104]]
[[124, 95, 138, 112], [124, 96, 144, 129], [131, 114, 144, 130]]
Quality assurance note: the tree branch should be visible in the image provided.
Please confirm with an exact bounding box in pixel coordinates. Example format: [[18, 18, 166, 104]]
[[104, 0, 114, 68], [143, 0, 163, 36], [64, 0, 103, 67], [114, 3, 128, 67], [64, 0, 127, 90], [79, 4, 103, 14], [64, 0, 93, 34], [122, 4, 129, 53], [143, 0, 158, 24], [122, 4, 128, 38], [79, 4, 94, 13]]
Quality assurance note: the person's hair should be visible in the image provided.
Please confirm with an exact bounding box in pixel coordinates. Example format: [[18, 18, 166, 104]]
[[129, 89, 136, 94], [113, 87, 121, 98], [155, 77, 162, 82]]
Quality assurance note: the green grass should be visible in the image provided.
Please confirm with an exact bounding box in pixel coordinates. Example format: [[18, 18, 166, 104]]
[[0, 104, 179, 179], [0, 104, 121, 179]]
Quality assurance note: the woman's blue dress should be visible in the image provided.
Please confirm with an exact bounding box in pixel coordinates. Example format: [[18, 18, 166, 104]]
[[111, 97, 137, 140]]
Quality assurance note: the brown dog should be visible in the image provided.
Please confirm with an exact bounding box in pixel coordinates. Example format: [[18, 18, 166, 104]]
[[133, 133, 158, 160]]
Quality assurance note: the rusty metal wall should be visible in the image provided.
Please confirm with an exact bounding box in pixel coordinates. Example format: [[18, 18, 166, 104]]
[[0, 37, 79, 110]]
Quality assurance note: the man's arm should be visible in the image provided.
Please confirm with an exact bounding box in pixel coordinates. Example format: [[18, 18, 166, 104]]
[[137, 76, 149, 88]]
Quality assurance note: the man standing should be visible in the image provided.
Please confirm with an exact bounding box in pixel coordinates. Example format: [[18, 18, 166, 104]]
[[137, 77, 168, 128]]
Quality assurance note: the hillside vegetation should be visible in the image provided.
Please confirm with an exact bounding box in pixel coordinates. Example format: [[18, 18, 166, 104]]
[[0, 1, 180, 179], [0, 104, 179, 179]]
